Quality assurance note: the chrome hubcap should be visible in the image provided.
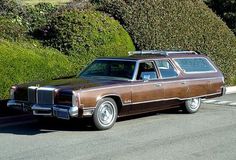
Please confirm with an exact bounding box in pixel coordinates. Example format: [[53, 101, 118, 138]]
[[190, 98, 200, 110], [98, 102, 114, 126]]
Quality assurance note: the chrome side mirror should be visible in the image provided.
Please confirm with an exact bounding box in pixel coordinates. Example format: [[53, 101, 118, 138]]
[[143, 75, 150, 82]]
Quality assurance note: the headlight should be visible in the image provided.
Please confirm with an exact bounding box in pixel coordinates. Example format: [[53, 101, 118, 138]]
[[10, 86, 16, 99], [72, 91, 79, 108]]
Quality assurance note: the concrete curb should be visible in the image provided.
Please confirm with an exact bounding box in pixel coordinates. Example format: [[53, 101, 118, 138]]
[[226, 86, 236, 94]]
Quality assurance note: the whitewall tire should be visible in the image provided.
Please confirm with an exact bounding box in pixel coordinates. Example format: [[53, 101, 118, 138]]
[[183, 98, 201, 113], [93, 98, 118, 130]]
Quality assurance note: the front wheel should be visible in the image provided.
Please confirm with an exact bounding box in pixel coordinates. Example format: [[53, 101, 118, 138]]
[[93, 98, 118, 130], [183, 98, 201, 113]]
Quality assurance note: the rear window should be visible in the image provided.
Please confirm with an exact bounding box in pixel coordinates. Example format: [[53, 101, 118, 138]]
[[174, 58, 216, 73]]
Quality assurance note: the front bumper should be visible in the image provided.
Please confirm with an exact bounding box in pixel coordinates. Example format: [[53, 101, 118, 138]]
[[7, 100, 31, 112], [7, 100, 95, 119], [7, 100, 79, 119], [32, 104, 78, 118]]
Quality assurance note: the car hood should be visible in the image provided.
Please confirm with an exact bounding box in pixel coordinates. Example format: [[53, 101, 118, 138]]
[[16, 77, 129, 91]]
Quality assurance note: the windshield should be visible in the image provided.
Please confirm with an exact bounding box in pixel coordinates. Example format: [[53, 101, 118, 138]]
[[79, 60, 136, 80]]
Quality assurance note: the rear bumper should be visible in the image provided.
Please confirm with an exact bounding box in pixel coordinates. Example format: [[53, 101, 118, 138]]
[[222, 86, 226, 95]]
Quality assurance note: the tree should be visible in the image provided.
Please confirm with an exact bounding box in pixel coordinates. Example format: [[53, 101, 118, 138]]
[[204, 0, 236, 35]]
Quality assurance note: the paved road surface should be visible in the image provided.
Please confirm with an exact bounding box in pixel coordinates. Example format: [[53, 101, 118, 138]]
[[0, 94, 236, 160]]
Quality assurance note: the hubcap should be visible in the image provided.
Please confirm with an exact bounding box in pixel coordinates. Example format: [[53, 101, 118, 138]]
[[98, 101, 115, 126], [190, 98, 200, 110]]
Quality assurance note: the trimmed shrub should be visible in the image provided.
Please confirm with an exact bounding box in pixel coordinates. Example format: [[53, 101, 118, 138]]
[[0, 40, 75, 99], [97, 0, 236, 84], [0, 0, 26, 17], [0, 1, 57, 35], [41, 10, 135, 68], [0, 16, 27, 41], [25, 3, 57, 32]]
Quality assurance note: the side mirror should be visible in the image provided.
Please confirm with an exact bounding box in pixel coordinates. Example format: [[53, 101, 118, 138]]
[[143, 74, 150, 82]]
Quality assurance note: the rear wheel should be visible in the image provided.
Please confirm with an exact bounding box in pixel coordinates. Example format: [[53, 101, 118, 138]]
[[93, 98, 118, 130], [183, 98, 201, 113]]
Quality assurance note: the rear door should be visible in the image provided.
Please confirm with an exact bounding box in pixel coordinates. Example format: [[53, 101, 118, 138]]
[[155, 59, 188, 105]]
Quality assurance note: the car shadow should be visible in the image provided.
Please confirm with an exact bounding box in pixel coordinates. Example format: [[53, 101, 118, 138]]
[[118, 108, 184, 122], [0, 108, 184, 135], [0, 117, 96, 136]]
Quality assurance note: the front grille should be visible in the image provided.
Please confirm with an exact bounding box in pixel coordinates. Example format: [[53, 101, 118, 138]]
[[37, 88, 55, 105], [28, 87, 37, 104]]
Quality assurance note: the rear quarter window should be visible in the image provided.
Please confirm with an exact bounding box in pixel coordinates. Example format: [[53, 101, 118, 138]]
[[174, 57, 216, 73]]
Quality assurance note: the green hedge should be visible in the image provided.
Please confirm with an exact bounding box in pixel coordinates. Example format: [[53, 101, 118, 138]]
[[0, 0, 26, 17], [97, 0, 236, 84], [0, 40, 75, 99], [25, 3, 57, 32], [41, 10, 135, 69], [0, 16, 27, 41]]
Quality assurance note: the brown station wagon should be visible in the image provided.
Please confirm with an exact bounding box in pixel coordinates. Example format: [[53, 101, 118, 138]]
[[8, 50, 225, 130]]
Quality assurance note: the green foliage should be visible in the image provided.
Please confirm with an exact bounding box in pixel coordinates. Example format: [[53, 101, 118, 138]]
[[0, 40, 75, 99], [22, 0, 71, 5], [0, 0, 26, 17], [97, 0, 236, 84], [25, 3, 57, 32], [41, 10, 135, 68], [204, 0, 236, 35], [0, 16, 27, 41], [0, 0, 58, 34]]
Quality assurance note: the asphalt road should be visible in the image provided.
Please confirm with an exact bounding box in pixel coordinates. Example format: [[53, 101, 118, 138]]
[[0, 94, 236, 160]]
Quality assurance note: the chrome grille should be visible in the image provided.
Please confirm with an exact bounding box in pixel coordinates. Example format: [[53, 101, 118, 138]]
[[37, 88, 55, 105], [28, 86, 38, 104]]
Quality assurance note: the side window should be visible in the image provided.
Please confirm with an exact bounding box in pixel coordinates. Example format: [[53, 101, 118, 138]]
[[174, 58, 216, 73], [137, 62, 158, 80], [155, 60, 178, 78]]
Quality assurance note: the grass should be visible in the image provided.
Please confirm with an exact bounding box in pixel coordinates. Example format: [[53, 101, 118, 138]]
[[22, 0, 72, 5]]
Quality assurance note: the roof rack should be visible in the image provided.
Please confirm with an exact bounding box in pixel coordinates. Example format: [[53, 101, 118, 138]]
[[128, 50, 199, 56]]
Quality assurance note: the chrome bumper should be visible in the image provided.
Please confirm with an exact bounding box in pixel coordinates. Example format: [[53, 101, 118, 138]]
[[7, 100, 95, 118], [7, 100, 31, 112], [32, 104, 79, 119], [32, 105, 95, 118], [222, 86, 226, 95], [7, 100, 79, 119]]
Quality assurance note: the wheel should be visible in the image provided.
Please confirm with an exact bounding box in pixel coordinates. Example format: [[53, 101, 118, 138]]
[[93, 98, 118, 130], [183, 98, 201, 113]]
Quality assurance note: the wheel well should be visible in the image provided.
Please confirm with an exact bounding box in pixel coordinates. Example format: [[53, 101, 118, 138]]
[[104, 96, 123, 114]]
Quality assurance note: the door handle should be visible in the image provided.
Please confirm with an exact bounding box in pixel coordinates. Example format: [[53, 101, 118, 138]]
[[154, 83, 162, 87], [181, 81, 186, 85]]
